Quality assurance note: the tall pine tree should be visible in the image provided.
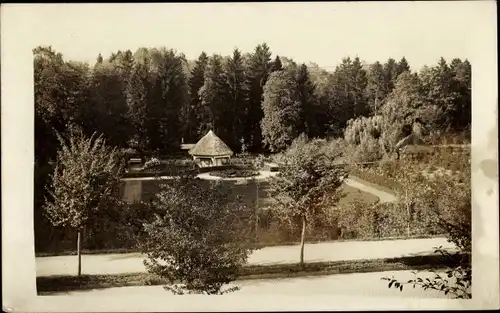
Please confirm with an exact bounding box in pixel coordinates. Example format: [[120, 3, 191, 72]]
[[184, 52, 209, 142], [198, 54, 230, 142], [365, 61, 387, 114], [126, 49, 151, 151], [396, 57, 411, 76], [244, 43, 272, 151], [224, 49, 250, 150], [261, 71, 302, 152], [295, 64, 317, 137]]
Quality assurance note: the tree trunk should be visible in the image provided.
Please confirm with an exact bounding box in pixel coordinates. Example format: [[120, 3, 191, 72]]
[[255, 180, 259, 241], [299, 216, 306, 268], [406, 190, 410, 237], [77, 229, 82, 277]]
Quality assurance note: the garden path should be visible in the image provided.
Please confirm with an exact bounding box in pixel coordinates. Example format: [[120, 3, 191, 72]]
[[36, 237, 455, 277]]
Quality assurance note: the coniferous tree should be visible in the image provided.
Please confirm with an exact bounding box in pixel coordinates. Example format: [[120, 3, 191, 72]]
[[224, 49, 250, 150], [271, 55, 283, 72], [383, 58, 398, 94], [351, 57, 369, 117], [365, 61, 387, 114], [308, 63, 334, 137], [148, 48, 188, 153], [199, 54, 230, 141], [184, 52, 209, 142], [113, 50, 135, 83], [261, 71, 303, 152], [96, 53, 103, 65], [295, 64, 317, 137], [90, 61, 130, 148], [245, 43, 272, 151], [126, 49, 151, 151], [449, 59, 471, 131], [396, 57, 411, 76], [327, 57, 369, 135]]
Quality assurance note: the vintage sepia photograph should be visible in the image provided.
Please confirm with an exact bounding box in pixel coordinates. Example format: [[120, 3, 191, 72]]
[[2, 1, 498, 311]]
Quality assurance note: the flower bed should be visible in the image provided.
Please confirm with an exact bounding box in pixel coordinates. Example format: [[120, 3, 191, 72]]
[[209, 168, 259, 178]]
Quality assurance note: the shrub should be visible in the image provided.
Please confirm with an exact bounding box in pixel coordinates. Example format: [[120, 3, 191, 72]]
[[344, 116, 385, 163], [335, 199, 440, 240], [383, 151, 471, 298], [209, 169, 259, 178], [143, 157, 161, 170], [140, 178, 254, 295]]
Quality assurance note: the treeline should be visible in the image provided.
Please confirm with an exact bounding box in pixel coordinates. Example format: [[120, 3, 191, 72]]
[[34, 43, 471, 164]]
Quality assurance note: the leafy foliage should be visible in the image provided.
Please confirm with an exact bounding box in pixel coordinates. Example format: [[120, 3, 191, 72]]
[[44, 128, 124, 229], [380, 152, 471, 298], [139, 178, 254, 295], [268, 135, 347, 264], [383, 253, 471, 299], [261, 71, 303, 152]]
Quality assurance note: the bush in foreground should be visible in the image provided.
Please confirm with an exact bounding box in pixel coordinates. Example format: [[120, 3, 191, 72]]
[[139, 178, 254, 295]]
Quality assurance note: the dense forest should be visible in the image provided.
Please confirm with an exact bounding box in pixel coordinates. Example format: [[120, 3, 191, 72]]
[[34, 43, 471, 161]]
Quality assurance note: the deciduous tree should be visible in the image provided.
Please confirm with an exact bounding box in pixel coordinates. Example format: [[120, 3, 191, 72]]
[[44, 128, 124, 276], [268, 135, 347, 267]]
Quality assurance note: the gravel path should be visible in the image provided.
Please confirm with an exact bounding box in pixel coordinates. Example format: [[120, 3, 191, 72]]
[[344, 177, 397, 203], [36, 237, 455, 277]]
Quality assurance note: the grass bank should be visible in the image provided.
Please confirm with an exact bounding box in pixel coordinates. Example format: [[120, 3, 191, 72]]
[[37, 252, 468, 294]]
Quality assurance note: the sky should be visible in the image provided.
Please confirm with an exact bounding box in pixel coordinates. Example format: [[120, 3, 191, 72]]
[[3, 2, 496, 71]]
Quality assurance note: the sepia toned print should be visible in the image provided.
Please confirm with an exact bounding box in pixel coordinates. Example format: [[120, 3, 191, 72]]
[[34, 44, 472, 299], [1, 2, 498, 312]]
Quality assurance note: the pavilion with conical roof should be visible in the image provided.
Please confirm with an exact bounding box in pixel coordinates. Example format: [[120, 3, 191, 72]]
[[188, 130, 234, 168]]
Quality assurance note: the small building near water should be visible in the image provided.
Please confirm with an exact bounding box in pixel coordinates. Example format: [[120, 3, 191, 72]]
[[188, 130, 234, 168]]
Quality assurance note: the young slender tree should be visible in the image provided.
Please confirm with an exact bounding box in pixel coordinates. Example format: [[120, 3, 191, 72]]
[[140, 178, 254, 295], [268, 135, 347, 267], [44, 127, 123, 276]]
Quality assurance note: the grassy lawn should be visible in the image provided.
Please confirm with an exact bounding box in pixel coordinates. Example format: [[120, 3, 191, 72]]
[[338, 183, 380, 206], [130, 177, 380, 209]]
